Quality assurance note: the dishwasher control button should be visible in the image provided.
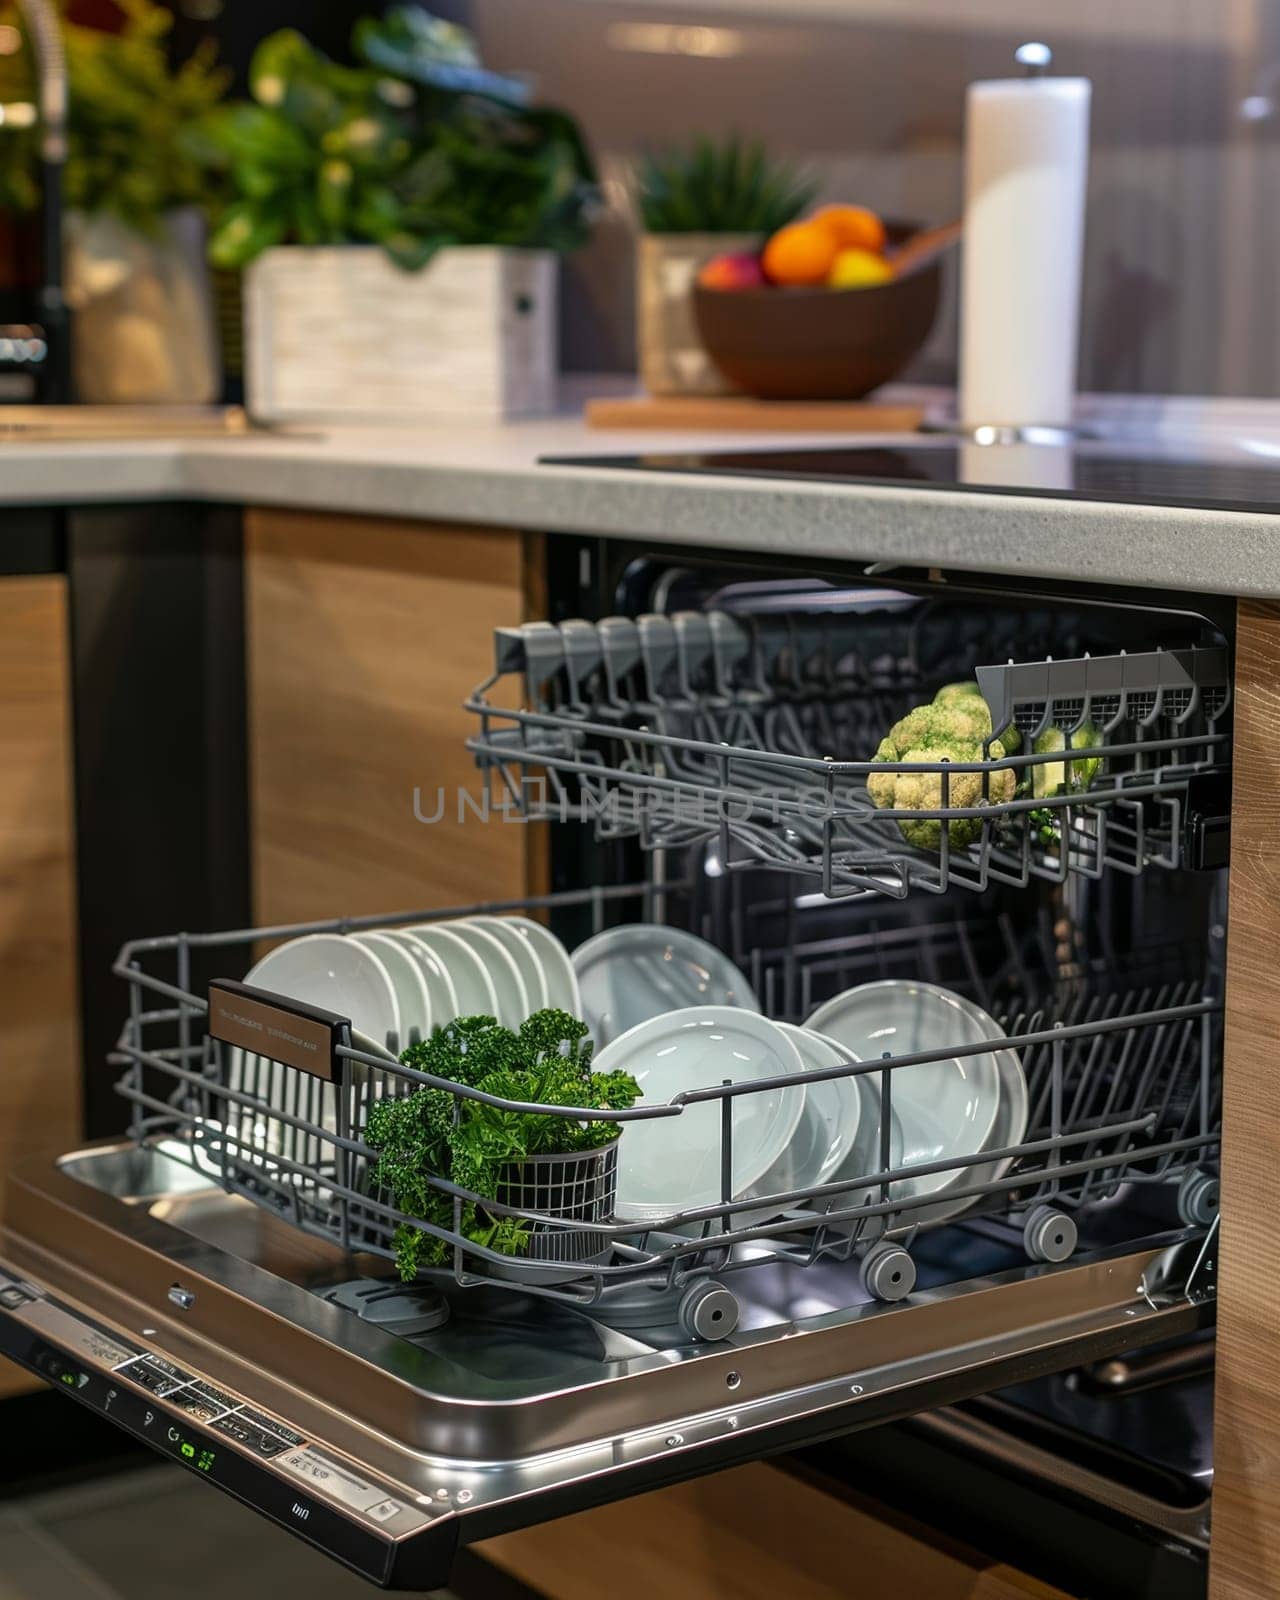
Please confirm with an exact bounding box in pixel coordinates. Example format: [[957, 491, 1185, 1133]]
[[187, 1383, 239, 1416], [0, 1287, 30, 1310], [237, 1411, 304, 1448], [212, 1413, 289, 1457], [117, 1357, 195, 1397], [364, 1498, 402, 1524]]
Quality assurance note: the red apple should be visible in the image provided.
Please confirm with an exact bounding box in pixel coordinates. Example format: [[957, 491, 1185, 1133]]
[[697, 252, 766, 290]]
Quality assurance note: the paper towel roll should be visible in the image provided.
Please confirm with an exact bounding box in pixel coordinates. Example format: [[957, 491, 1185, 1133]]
[[960, 74, 1091, 430]]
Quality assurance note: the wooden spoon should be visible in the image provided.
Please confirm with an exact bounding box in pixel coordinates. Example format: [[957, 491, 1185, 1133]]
[[890, 219, 963, 279]]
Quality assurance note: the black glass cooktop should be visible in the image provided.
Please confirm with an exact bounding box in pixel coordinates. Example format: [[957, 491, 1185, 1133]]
[[544, 443, 1280, 515]]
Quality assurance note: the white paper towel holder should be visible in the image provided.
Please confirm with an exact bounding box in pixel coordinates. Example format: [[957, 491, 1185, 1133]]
[[955, 41, 1095, 445]]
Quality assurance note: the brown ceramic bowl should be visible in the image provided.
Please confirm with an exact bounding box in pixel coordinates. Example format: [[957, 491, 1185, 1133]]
[[692, 220, 941, 401]]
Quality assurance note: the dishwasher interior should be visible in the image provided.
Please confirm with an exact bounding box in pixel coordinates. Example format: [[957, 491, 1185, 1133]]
[[0, 554, 1228, 1590]]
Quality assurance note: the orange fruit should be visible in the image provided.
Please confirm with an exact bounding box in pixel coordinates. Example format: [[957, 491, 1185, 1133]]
[[813, 204, 887, 255], [761, 221, 839, 286]]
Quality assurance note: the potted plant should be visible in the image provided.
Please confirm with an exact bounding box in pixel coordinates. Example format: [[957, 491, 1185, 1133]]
[[366, 1011, 639, 1280], [0, 0, 229, 404], [202, 9, 598, 423], [634, 135, 814, 397]]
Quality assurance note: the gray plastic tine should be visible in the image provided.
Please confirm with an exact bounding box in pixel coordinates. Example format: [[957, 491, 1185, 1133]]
[[558, 618, 602, 711], [708, 610, 752, 699], [637, 613, 678, 704], [519, 621, 566, 711], [673, 611, 715, 701], [598, 616, 642, 709]]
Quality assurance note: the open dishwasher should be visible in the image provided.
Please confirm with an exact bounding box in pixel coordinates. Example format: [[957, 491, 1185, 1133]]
[[0, 550, 1228, 1591]]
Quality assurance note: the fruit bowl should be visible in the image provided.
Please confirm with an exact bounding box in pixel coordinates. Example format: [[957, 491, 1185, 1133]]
[[692, 220, 941, 401]]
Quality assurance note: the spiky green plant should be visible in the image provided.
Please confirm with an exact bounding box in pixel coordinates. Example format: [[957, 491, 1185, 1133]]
[[636, 134, 815, 236]]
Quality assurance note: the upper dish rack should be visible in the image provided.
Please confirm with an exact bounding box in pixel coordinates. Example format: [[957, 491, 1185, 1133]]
[[465, 616, 1232, 899]]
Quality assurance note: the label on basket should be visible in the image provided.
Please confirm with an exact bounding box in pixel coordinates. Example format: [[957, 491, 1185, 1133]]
[[208, 980, 350, 1081]]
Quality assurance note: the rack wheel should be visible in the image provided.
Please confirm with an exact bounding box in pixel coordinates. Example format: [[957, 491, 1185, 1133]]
[[678, 1281, 740, 1342], [859, 1241, 916, 1302], [1023, 1205, 1078, 1264], [1177, 1168, 1220, 1228]]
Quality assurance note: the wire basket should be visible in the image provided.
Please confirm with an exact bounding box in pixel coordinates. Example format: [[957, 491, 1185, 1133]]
[[466, 620, 1231, 900], [110, 880, 1222, 1316]]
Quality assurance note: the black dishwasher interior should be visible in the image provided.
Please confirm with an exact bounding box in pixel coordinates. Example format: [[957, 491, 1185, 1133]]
[[0, 543, 1227, 1590]]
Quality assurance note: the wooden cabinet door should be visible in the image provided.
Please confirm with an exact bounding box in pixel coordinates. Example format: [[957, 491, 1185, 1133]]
[[245, 509, 539, 927], [0, 575, 81, 1397]]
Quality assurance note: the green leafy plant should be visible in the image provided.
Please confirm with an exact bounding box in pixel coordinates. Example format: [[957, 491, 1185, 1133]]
[[636, 134, 815, 235], [199, 6, 598, 271], [366, 1010, 640, 1281], [0, 0, 230, 230]]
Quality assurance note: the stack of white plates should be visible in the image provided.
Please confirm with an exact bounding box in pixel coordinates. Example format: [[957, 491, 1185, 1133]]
[[574, 925, 1026, 1234], [227, 915, 580, 1154]]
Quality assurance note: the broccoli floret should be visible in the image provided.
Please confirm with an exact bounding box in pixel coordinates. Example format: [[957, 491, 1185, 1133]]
[[869, 740, 1016, 850], [885, 694, 1017, 756], [933, 681, 983, 704], [1031, 723, 1101, 798]]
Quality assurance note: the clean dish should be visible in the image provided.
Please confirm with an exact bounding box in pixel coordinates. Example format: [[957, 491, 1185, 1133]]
[[349, 931, 432, 1045], [468, 916, 548, 1012], [436, 921, 530, 1028], [595, 1006, 805, 1223], [806, 980, 1021, 1224], [573, 924, 760, 1047], [508, 916, 581, 1016], [406, 924, 500, 1022], [244, 933, 401, 1051], [807, 1028, 906, 1231], [374, 929, 459, 1027]]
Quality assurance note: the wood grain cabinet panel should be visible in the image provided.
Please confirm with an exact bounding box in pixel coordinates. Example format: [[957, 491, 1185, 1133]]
[[245, 509, 537, 928], [0, 575, 80, 1398], [1211, 599, 1280, 1600], [479, 1463, 1072, 1600]]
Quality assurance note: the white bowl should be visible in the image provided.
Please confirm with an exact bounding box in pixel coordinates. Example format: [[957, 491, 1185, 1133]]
[[573, 924, 760, 1047], [806, 979, 1014, 1211], [595, 1006, 805, 1223]]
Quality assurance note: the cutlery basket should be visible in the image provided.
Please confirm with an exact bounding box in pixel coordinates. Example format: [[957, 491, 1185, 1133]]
[[109, 877, 1222, 1335]]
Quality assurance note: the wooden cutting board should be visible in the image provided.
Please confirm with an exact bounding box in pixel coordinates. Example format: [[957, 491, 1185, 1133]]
[[584, 394, 925, 432]]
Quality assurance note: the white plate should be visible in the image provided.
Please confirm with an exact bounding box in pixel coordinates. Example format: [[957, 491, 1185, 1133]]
[[349, 931, 432, 1045], [595, 1006, 806, 1223], [468, 916, 548, 1012], [437, 921, 530, 1028], [506, 916, 581, 1016], [246, 933, 401, 1050], [807, 1029, 906, 1233], [573, 924, 760, 1047], [405, 925, 499, 1021], [373, 929, 459, 1028], [806, 980, 1018, 1221]]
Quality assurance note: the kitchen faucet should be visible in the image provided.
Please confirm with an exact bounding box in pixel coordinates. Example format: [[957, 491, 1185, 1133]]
[[1, 0, 70, 400]]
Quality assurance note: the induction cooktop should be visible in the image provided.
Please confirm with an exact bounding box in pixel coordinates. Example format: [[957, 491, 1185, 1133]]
[[543, 442, 1280, 515]]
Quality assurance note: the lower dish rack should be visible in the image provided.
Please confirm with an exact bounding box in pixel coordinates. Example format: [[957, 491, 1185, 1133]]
[[110, 880, 1222, 1341]]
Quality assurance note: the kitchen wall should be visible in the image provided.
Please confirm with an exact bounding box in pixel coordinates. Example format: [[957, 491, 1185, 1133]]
[[470, 0, 1280, 398]]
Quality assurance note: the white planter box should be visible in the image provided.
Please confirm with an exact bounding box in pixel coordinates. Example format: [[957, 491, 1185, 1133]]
[[244, 245, 558, 423]]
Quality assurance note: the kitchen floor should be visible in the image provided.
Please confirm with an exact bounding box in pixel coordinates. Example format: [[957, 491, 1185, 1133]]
[[0, 1466, 463, 1599]]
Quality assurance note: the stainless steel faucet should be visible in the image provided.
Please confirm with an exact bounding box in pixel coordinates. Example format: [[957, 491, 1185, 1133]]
[[12, 0, 69, 399]]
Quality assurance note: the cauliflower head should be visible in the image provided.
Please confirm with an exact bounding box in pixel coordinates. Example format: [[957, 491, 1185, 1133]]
[[869, 739, 1016, 851]]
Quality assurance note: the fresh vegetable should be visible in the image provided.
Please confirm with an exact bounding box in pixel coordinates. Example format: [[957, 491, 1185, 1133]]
[[366, 1009, 639, 1281], [199, 7, 598, 271], [1031, 723, 1101, 798], [636, 135, 815, 236], [867, 684, 1019, 850], [867, 738, 1014, 851]]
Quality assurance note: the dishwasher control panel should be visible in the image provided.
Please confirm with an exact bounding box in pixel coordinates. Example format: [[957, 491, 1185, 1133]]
[[0, 1267, 455, 1590]]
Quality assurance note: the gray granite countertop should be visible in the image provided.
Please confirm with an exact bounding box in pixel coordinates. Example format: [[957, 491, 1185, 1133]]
[[4, 390, 1280, 598]]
